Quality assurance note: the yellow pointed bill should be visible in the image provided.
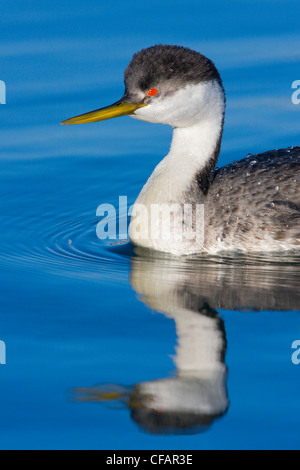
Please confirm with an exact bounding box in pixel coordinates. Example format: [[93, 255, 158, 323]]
[[61, 98, 146, 125]]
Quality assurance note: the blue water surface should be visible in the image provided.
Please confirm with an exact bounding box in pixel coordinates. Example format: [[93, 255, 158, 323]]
[[0, 0, 299, 450]]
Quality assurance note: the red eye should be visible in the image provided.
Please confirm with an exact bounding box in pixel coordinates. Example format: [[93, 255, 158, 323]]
[[147, 88, 158, 96]]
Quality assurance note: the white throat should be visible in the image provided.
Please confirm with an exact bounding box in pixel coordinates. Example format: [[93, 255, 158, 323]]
[[129, 80, 225, 253], [133, 80, 224, 201]]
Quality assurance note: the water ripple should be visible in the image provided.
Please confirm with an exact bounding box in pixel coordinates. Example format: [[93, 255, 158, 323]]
[[0, 209, 132, 280]]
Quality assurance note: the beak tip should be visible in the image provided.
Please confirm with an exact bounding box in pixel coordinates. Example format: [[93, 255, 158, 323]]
[[60, 100, 147, 126]]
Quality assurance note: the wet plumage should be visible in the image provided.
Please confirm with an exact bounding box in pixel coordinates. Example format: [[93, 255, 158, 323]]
[[202, 147, 300, 251], [62, 45, 300, 255]]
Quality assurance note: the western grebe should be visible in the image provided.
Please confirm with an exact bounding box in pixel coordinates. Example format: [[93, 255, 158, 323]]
[[61, 45, 300, 256]]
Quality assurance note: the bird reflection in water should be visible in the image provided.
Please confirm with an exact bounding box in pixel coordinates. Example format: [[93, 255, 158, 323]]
[[73, 249, 300, 435]]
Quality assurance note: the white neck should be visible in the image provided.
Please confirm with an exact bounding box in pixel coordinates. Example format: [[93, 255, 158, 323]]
[[166, 117, 223, 192], [129, 80, 225, 252], [131, 80, 225, 205], [134, 114, 224, 207]]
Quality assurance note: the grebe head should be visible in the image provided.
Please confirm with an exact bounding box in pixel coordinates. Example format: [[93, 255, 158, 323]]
[[61, 44, 225, 128], [124, 45, 225, 128]]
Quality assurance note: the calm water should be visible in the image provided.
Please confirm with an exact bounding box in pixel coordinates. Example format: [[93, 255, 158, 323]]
[[0, 0, 300, 449]]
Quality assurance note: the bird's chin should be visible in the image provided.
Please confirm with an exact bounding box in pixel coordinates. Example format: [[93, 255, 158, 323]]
[[130, 108, 155, 123], [130, 110, 170, 126], [130, 113, 147, 122]]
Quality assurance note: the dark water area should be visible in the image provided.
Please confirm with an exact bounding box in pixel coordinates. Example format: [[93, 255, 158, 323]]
[[0, 0, 299, 449]]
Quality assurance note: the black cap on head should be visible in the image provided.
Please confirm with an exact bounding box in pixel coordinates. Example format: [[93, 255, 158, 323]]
[[124, 44, 223, 99]]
